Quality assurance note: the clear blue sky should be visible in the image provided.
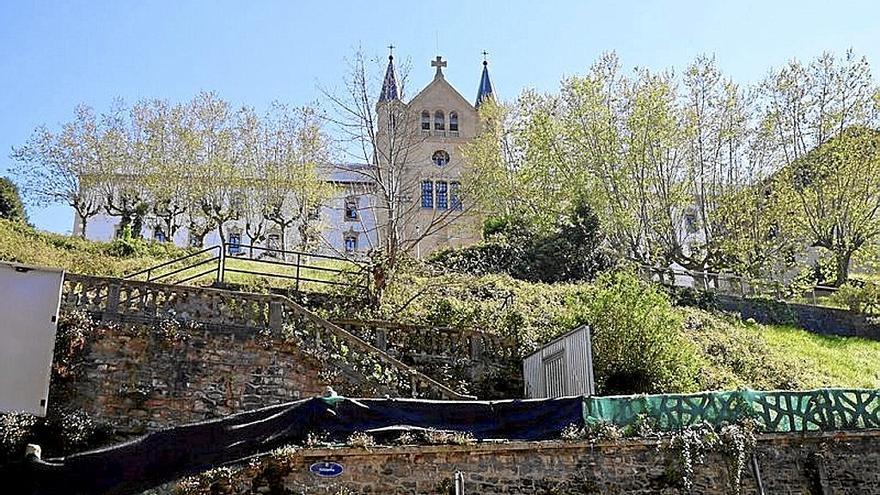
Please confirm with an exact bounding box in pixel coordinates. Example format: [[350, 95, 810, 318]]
[[2, 0, 878, 234]]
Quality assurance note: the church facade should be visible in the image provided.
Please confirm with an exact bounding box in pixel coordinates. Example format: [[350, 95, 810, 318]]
[[75, 52, 495, 259]]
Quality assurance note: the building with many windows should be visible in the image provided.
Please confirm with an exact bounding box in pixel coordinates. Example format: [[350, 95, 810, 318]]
[[75, 51, 494, 259]]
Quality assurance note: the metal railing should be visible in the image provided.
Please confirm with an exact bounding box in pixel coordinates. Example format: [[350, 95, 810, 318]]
[[638, 265, 841, 308], [221, 243, 368, 292], [122, 243, 368, 293]]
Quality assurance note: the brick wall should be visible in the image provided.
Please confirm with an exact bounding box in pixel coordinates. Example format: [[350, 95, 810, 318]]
[[65, 323, 331, 435], [176, 431, 880, 494]]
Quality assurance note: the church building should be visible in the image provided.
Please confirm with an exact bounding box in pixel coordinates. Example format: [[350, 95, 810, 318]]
[[75, 51, 495, 259]]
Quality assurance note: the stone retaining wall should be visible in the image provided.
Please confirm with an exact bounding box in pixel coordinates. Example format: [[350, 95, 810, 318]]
[[64, 323, 331, 435], [177, 431, 880, 494], [716, 294, 880, 340]]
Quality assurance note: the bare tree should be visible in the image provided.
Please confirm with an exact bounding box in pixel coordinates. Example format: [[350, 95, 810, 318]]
[[322, 49, 471, 297]]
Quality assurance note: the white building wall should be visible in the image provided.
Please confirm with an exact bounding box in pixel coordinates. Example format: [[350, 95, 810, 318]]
[[76, 182, 378, 258]]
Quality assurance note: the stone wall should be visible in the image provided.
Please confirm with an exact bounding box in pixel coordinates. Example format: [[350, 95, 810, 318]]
[[176, 431, 880, 495], [65, 322, 331, 435], [716, 294, 880, 340]]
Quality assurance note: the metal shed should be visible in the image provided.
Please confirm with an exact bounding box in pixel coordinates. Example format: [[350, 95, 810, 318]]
[[522, 325, 595, 399], [0, 261, 65, 416]]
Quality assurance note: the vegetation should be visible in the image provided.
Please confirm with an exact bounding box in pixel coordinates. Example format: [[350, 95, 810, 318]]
[[0, 218, 187, 275], [464, 50, 880, 284], [0, 177, 27, 223], [11, 93, 332, 249], [364, 266, 880, 394], [430, 198, 613, 284]]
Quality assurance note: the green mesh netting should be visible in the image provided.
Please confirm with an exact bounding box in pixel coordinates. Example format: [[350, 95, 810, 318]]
[[582, 388, 880, 432]]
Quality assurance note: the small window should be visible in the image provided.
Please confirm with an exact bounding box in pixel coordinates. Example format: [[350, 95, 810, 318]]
[[436, 181, 448, 210], [344, 197, 359, 221], [421, 180, 434, 209], [684, 213, 698, 234], [421, 111, 431, 131], [450, 181, 462, 210], [432, 150, 450, 167], [153, 227, 167, 243], [267, 234, 280, 249], [434, 110, 445, 131], [344, 234, 358, 253], [449, 112, 459, 132], [228, 233, 242, 255]]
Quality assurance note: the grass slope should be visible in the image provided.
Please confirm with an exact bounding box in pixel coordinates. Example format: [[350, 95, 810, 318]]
[[0, 219, 188, 276]]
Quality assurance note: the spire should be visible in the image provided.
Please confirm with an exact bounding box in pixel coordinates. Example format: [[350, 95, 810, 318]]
[[475, 52, 494, 108], [378, 46, 400, 102]]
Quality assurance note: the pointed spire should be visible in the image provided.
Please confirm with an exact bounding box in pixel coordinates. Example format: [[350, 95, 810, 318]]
[[475, 52, 494, 108], [378, 46, 400, 102]]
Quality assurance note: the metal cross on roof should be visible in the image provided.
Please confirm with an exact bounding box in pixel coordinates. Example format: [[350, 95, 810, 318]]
[[431, 55, 447, 77]]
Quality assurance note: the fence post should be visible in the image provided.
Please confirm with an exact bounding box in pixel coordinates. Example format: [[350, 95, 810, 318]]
[[295, 252, 301, 293], [217, 244, 226, 284]]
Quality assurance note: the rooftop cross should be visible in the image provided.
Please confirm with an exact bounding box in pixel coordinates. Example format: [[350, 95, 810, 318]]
[[482, 50, 489, 65], [388, 44, 395, 59], [431, 55, 447, 78]]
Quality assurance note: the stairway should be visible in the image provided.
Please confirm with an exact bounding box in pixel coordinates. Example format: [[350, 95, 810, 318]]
[[61, 272, 470, 400]]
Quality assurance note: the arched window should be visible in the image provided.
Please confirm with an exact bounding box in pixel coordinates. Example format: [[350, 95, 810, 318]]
[[434, 110, 445, 131], [421, 111, 431, 131], [432, 150, 450, 167], [449, 112, 459, 132]]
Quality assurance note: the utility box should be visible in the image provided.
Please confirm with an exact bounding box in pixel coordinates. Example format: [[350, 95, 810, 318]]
[[523, 325, 595, 399], [0, 261, 65, 416]]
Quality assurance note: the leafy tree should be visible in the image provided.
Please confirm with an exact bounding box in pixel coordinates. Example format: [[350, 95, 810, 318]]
[[11, 105, 111, 238], [432, 196, 613, 283], [759, 51, 880, 284], [776, 127, 880, 284], [0, 177, 27, 223]]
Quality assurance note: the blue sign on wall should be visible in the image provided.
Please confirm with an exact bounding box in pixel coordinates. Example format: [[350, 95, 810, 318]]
[[310, 461, 344, 478]]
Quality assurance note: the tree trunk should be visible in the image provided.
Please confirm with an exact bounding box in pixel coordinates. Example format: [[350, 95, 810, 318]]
[[833, 250, 854, 286], [78, 214, 89, 239]]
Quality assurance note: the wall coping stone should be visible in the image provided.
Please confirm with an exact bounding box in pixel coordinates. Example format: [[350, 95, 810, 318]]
[[283, 428, 880, 460]]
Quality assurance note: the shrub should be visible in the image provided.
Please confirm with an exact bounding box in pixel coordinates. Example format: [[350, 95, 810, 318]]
[[831, 282, 880, 314], [574, 272, 700, 394], [0, 177, 26, 223], [430, 199, 614, 284]]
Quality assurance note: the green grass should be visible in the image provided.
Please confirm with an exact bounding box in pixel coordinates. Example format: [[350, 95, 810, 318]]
[[754, 323, 880, 389], [221, 256, 366, 293], [0, 219, 363, 292], [681, 306, 880, 391], [0, 219, 188, 276]]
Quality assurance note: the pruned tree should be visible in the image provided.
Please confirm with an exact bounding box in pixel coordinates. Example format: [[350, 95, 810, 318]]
[[760, 50, 880, 284], [11, 104, 112, 237], [189, 92, 241, 245], [135, 98, 197, 241], [261, 102, 335, 257]]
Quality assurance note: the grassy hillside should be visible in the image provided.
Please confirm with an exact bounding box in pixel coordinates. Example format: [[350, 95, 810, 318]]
[[367, 268, 880, 393], [681, 307, 880, 390], [0, 219, 188, 276]]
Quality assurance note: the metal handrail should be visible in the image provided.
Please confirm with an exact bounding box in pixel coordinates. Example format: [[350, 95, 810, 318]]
[[123, 245, 220, 280], [639, 264, 842, 307]]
